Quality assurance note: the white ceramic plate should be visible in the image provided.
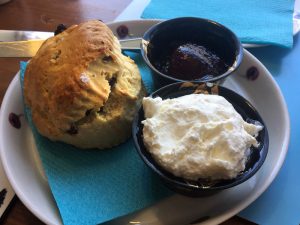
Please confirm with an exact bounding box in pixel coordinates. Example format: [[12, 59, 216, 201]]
[[0, 20, 290, 225]]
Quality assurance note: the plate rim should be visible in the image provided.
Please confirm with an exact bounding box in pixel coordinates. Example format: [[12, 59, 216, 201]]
[[0, 20, 291, 225], [0, 73, 59, 225]]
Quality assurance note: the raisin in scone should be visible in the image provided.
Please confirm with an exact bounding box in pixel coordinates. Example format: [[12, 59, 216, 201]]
[[24, 20, 146, 149]]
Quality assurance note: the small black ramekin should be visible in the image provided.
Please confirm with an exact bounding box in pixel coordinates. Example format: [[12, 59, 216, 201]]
[[140, 17, 243, 89], [132, 82, 268, 197]]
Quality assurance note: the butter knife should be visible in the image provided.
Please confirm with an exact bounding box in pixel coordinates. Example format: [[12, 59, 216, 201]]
[[0, 30, 142, 57]]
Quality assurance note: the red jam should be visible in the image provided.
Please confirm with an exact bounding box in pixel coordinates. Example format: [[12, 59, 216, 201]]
[[153, 43, 229, 80]]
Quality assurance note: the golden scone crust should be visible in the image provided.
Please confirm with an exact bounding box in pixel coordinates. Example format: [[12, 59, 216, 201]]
[[24, 20, 146, 149]]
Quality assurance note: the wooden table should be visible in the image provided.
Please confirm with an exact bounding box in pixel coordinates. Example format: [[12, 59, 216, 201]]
[[0, 1, 256, 224]]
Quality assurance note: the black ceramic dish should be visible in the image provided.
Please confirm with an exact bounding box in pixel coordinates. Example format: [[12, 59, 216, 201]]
[[141, 17, 243, 89], [132, 82, 269, 197]]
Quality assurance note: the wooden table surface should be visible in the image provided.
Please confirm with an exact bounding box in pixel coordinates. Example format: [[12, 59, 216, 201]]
[[0, 1, 256, 224]]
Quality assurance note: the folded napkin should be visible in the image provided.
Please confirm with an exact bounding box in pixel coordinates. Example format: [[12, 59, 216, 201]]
[[141, 0, 294, 48], [20, 53, 171, 225]]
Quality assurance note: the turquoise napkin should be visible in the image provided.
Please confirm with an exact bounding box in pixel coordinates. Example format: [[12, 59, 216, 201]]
[[20, 53, 171, 225], [141, 0, 294, 48]]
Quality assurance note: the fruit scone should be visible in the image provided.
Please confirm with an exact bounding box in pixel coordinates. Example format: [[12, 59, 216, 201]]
[[24, 20, 146, 149]]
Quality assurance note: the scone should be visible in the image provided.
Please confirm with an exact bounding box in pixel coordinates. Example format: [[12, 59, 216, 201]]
[[24, 20, 146, 149]]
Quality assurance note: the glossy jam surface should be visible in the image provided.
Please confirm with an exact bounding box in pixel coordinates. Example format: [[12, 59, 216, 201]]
[[152, 43, 229, 80]]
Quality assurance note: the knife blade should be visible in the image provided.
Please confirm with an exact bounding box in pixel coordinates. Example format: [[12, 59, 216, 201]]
[[0, 38, 141, 57], [0, 30, 53, 42], [0, 30, 142, 57]]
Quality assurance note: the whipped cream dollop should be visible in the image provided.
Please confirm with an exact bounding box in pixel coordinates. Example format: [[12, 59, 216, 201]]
[[142, 94, 263, 181]]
